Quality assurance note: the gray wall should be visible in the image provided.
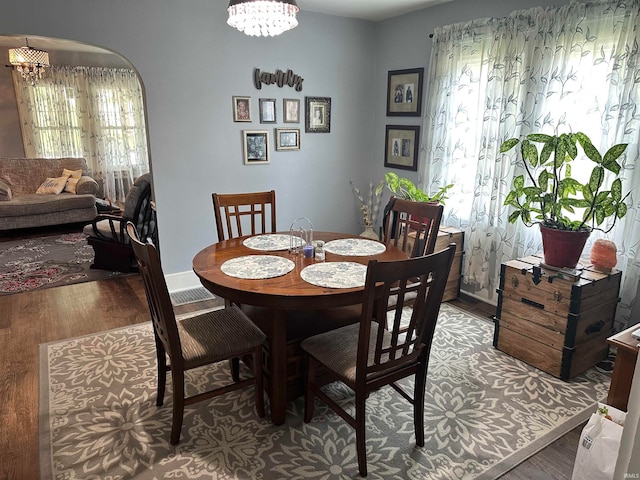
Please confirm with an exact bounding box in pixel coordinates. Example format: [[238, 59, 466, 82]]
[[369, 0, 563, 193], [0, 0, 566, 276]]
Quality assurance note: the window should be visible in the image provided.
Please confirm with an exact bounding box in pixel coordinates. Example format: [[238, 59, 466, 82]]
[[14, 66, 149, 202]]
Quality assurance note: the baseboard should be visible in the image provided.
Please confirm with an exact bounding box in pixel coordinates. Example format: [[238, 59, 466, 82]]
[[164, 270, 202, 294]]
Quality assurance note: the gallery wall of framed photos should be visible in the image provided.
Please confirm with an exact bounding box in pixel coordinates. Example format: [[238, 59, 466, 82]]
[[384, 67, 424, 172], [231, 68, 331, 165]]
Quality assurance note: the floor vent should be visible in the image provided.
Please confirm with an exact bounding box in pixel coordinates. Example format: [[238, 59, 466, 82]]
[[170, 287, 216, 306]]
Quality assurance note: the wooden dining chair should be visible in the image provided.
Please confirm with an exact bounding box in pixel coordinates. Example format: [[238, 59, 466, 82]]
[[212, 190, 276, 241], [126, 222, 266, 445], [301, 244, 456, 477], [211, 190, 276, 380], [381, 196, 444, 258]]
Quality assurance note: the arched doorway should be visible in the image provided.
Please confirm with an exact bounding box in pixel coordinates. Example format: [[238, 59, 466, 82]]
[[0, 34, 151, 206]]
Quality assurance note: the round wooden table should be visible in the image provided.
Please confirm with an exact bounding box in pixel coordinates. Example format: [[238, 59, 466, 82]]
[[193, 231, 407, 425]]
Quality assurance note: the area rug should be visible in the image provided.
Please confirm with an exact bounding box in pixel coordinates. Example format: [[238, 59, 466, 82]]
[[0, 232, 124, 294], [39, 303, 609, 479]]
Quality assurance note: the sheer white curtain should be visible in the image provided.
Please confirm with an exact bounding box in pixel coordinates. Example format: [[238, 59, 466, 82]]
[[13, 66, 149, 204], [422, 0, 640, 329]]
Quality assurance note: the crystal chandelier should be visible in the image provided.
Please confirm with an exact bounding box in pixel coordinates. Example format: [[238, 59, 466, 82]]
[[227, 0, 299, 37], [8, 39, 50, 85]]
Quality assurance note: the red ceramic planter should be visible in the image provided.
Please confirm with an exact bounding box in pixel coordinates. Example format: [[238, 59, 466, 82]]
[[540, 225, 590, 268]]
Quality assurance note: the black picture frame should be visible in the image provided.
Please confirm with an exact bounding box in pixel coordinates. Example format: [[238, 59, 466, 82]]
[[305, 96, 331, 133], [384, 125, 420, 171], [386, 68, 424, 117]]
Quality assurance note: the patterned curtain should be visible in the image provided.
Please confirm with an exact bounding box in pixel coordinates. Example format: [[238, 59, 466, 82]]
[[421, 0, 640, 329], [13, 66, 149, 204]]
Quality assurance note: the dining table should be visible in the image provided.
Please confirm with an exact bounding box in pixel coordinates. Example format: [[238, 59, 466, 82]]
[[192, 231, 407, 425]]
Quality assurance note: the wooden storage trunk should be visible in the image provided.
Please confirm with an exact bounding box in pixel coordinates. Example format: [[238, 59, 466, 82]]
[[408, 225, 464, 301], [494, 255, 621, 380]]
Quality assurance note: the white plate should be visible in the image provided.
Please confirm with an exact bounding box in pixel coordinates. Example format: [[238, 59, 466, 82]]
[[300, 262, 367, 288], [221, 255, 295, 279], [323, 238, 386, 256]]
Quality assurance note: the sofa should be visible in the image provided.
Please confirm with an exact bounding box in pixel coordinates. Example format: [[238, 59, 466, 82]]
[[0, 157, 99, 231]]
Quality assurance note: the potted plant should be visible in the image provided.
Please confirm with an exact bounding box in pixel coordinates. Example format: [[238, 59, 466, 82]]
[[500, 131, 630, 268], [376, 172, 453, 204]]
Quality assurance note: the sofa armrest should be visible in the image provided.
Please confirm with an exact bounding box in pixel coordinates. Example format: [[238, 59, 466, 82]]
[[0, 179, 12, 201], [76, 176, 99, 195]]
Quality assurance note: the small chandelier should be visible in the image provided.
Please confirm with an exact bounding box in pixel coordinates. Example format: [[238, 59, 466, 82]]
[[227, 0, 299, 37], [8, 39, 50, 86]]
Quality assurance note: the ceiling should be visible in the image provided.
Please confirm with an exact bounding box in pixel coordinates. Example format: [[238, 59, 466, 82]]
[[299, 0, 452, 22], [0, 1, 450, 55]]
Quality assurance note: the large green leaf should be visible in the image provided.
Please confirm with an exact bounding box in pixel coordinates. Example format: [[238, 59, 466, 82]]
[[564, 198, 590, 208], [513, 175, 525, 191], [583, 184, 594, 201], [611, 178, 622, 201], [618, 203, 628, 218], [508, 210, 521, 223], [538, 170, 550, 189], [522, 140, 539, 167], [504, 190, 518, 207], [555, 140, 567, 168], [603, 143, 627, 171], [564, 134, 578, 159], [500, 138, 519, 153], [523, 186, 542, 198], [540, 141, 554, 165], [527, 133, 553, 143], [559, 177, 581, 195], [589, 166, 605, 191]]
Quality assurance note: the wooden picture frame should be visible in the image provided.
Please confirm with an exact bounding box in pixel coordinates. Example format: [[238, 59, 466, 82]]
[[283, 98, 300, 123], [259, 98, 277, 123], [386, 68, 424, 117], [384, 125, 420, 171], [275, 128, 300, 151], [305, 96, 331, 133], [243, 130, 270, 164], [233, 96, 251, 122]]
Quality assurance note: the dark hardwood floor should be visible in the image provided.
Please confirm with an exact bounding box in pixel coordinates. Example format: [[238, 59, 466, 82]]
[[0, 276, 583, 479]]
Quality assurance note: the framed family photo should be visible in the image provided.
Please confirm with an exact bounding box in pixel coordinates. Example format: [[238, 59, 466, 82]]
[[233, 96, 251, 122], [305, 96, 331, 133], [283, 98, 300, 123], [259, 98, 277, 123], [243, 130, 270, 164], [275, 128, 300, 151], [384, 125, 420, 171], [386, 68, 424, 117]]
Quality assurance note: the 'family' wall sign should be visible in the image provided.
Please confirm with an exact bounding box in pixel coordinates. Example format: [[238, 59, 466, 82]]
[[254, 68, 304, 92]]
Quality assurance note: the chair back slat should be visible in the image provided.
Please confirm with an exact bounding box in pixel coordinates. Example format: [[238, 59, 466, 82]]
[[212, 190, 276, 240], [126, 222, 183, 368], [357, 244, 456, 383], [382, 197, 443, 257]]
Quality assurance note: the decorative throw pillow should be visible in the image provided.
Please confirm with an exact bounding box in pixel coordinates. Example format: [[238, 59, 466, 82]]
[[62, 168, 83, 194], [35, 176, 69, 195]]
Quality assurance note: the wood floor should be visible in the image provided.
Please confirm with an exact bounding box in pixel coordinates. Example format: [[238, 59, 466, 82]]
[[0, 276, 583, 480]]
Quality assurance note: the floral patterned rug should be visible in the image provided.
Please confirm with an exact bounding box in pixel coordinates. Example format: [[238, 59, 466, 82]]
[[0, 232, 123, 294], [39, 303, 609, 479]]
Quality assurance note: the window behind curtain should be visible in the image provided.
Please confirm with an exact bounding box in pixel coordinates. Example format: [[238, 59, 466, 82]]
[[422, 1, 640, 330], [13, 66, 149, 203]]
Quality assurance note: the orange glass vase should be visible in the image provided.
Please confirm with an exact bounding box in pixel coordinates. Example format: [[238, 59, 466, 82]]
[[590, 239, 617, 272]]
